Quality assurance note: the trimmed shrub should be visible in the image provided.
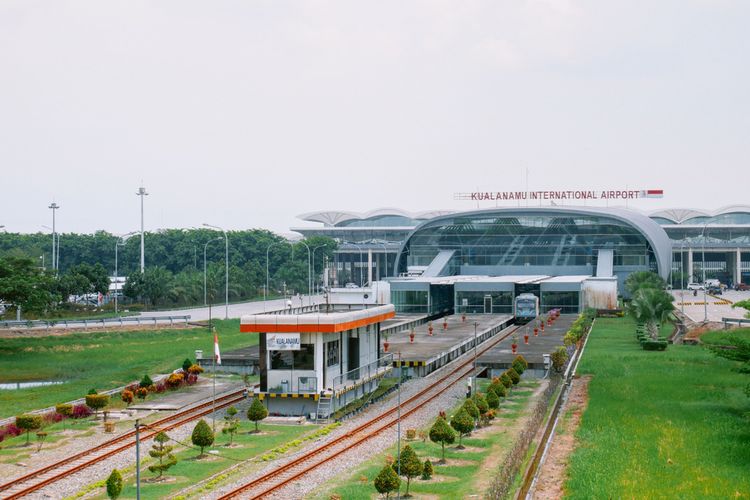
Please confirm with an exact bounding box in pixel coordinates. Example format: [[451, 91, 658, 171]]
[[121, 389, 134, 406], [374, 463, 400, 497], [506, 367, 520, 385], [186, 373, 198, 385], [643, 340, 668, 351], [222, 406, 240, 445], [551, 346, 568, 373], [15, 414, 43, 445], [166, 373, 185, 389], [139, 374, 153, 388], [148, 431, 177, 478], [85, 393, 110, 417], [490, 381, 507, 398], [247, 398, 268, 433], [56, 403, 73, 418], [486, 389, 500, 409], [72, 404, 92, 419], [512, 355, 528, 374], [422, 459, 433, 480], [182, 358, 192, 373], [500, 373, 513, 389], [463, 398, 480, 422], [191, 419, 214, 457], [472, 393, 489, 415], [188, 364, 204, 375], [428, 416, 455, 462], [106, 469, 123, 499]]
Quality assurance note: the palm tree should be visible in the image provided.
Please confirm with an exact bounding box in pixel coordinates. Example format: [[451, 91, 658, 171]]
[[629, 287, 674, 339], [624, 271, 667, 296]]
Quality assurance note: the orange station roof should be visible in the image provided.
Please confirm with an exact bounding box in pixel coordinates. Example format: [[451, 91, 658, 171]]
[[240, 304, 395, 333]]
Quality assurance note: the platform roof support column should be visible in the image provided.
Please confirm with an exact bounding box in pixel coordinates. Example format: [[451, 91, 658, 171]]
[[737, 248, 742, 286], [688, 247, 694, 283]]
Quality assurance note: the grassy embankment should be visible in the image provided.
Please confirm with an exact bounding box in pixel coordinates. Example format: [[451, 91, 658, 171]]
[[316, 380, 540, 499], [565, 316, 750, 498], [0, 319, 257, 418]]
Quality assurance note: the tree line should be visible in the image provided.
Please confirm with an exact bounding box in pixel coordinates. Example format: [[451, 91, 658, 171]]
[[0, 229, 336, 315]]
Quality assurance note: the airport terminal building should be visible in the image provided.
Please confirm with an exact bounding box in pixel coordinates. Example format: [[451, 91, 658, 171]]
[[293, 205, 750, 314]]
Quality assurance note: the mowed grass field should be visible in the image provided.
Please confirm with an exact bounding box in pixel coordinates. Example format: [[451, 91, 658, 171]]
[[565, 317, 750, 498], [0, 319, 257, 418]]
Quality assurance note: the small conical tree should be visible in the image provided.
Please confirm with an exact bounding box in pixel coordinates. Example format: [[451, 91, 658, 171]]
[[450, 407, 474, 448], [499, 372, 512, 389], [463, 398, 480, 425], [147, 431, 177, 478], [392, 444, 422, 497], [191, 419, 214, 457], [374, 463, 401, 498], [486, 389, 500, 410], [472, 393, 489, 415], [490, 380, 507, 398], [222, 406, 240, 445], [106, 469, 123, 499], [246, 397, 268, 433], [506, 367, 520, 385], [422, 459, 433, 480], [182, 358, 192, 372], [428, 415, 455, 463], [139, 374, 153, 388]]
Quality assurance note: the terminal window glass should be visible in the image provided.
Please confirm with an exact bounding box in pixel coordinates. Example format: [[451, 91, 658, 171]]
[[392, 290, 428, 313], [455, 291, 513, 314], [270, 344, 315, 370], [541, 291, 579, 314], [326, 340, 340, 367]]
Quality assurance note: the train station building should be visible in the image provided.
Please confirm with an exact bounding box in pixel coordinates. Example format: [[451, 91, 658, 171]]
[[240, 304, 395, 418]]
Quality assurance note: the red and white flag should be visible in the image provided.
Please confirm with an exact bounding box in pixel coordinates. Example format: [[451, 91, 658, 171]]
[[214, 331, 222, 365], [640, 189, 664, 198]]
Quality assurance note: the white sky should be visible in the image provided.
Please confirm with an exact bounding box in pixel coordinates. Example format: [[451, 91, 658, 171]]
[[1, 1, 748, 234]]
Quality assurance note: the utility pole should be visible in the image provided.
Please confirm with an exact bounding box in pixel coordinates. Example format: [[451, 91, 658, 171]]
[[135, 418, 141, 500], [136, 185, 148, 273], [48, 202, 59, 272]]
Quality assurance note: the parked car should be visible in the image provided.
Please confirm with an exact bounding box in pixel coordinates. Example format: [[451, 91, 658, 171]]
[[707, 285, 722, 295], [735, 283, 750, 291], [687, 283, 704, 291]]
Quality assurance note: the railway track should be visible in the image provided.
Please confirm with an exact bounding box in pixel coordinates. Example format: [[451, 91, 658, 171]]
[[218, 323, 523, 500], [0, 388, 248, 499]]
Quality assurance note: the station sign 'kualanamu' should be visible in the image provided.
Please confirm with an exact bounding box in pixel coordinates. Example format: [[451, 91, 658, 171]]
[[454, 189, 664, 201], [266, 333, 301, 351]]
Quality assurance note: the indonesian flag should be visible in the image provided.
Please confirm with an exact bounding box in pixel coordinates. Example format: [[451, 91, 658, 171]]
[[640, 189, 664, 198], [214, 331, 222, 365]]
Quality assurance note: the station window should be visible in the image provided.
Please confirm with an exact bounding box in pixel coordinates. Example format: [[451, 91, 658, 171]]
[[326, 340, 340, 367], [270, 344, 315, 370]]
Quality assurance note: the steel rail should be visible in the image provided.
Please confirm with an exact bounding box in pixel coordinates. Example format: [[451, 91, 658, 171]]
[[1, 388, 246, 499], [219, 323, 523, 499]]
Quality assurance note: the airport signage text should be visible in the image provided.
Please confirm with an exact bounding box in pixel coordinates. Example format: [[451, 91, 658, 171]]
[[267, 333, 301, 351], [455, 189, 663, 201]]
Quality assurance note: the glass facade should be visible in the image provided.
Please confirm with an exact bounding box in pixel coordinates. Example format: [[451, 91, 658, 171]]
[[455, 291, 513, 314], [541, 291, 579, 314], [398, 213, 659, 276], [392, 289, 428, 313]]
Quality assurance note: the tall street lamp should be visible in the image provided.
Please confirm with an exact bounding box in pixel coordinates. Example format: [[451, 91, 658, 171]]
[[115, 232, 138, 316], [136, 186, 148, 273], [204, 237, 222, 305], [203, 223, 229, 319], [344, 242, 364, 286], [42, 225, 59, 273], [311, 244, 327, 294], [296, 240, 311, 299], [701, 223, 709, 322], [47, 203, 60, 272]]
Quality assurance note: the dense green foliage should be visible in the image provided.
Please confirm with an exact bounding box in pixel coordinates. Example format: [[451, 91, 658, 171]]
[[421, 459, 433, 480], [191, 419, 214, 457], [106, 469, 123, 499], [247, 397, 268, 432], [450, 407, 474, 447], [15, 414, 43, 444], [624, 270, 667, 296], [550, 345, 568, 372], [565, 317, 750, 498], [148, 431, 178, 478], [0, 230, 336, 314], [506, 367, 520, 385], [374, 463, 401, 497], [84, 392, 109, 417], [428, 415, 455, 462], [629, 287, 674, 340], [485, 388, 500, 409], [392, 444, 422, 496]]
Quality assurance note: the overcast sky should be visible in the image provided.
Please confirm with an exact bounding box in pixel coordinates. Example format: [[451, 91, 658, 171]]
[[1, 1, 748, 235]]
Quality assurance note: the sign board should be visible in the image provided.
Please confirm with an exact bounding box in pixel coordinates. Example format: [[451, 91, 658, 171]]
[[454, 189, 663, 201], [267, 333, 301, 351]]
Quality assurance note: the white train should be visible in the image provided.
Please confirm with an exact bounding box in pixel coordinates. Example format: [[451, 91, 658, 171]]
[[514, 293, 539, 324]]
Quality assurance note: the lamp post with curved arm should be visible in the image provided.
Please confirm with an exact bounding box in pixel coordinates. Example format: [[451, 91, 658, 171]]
[[311, 244, 327, 295], [203, 237, 222, 305], [701, 222, 709, 322], [203, 224, 229, 319]]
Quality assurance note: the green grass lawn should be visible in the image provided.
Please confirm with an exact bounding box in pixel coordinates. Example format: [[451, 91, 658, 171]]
[[565, 317, 750, 498], [316, 381, 540, 499], [0, 319, 257, 419]]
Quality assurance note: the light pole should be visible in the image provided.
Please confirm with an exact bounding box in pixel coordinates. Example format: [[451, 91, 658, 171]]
[[203, 223, 229, 319], [311, 244, 327, 295], [679, 242, 685, 314], [701, 223, 709, 322], [136, 186, 148, 273], [473, 321, 478, 396], [344, 242, 365, 286], [296, 240, 311, 299], [48, 203, 59, 271], [42, 225, 59, 273], [204, 237, 222, 306], [397, 351, 402, 497], [115, 232, 137, 316]]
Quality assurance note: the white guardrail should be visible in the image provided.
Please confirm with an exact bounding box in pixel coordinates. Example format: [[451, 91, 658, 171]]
[[0, 315, 191, 330]]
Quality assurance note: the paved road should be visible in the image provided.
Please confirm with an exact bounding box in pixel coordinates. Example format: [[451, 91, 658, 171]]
[[671, 289, 749, 323], [138, 295, 323, 321]]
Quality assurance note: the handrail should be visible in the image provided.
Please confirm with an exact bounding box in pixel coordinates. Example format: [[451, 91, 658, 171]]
[[0, 315, 191, 330], [330, 353, 394, 391]]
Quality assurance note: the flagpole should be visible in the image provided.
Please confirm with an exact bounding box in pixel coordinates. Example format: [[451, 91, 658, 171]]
[[210, 302, 216, 433]]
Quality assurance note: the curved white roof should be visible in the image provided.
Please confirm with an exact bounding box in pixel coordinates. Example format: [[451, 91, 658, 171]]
[[648, 205, 750, 224], [298, 208, 455, 226]]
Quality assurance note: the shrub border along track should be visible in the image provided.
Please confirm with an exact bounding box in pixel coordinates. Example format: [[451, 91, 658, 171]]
[[0, 388, 247, 499], [218, 323, 524, 500]]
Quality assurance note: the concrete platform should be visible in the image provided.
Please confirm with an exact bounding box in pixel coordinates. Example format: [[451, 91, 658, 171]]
[[384, 314, 514, 376], [197, 345, 259, 375], [477, 314, 574, 378], [672, 289, 749, 323], [129, 378, 241, 411]]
